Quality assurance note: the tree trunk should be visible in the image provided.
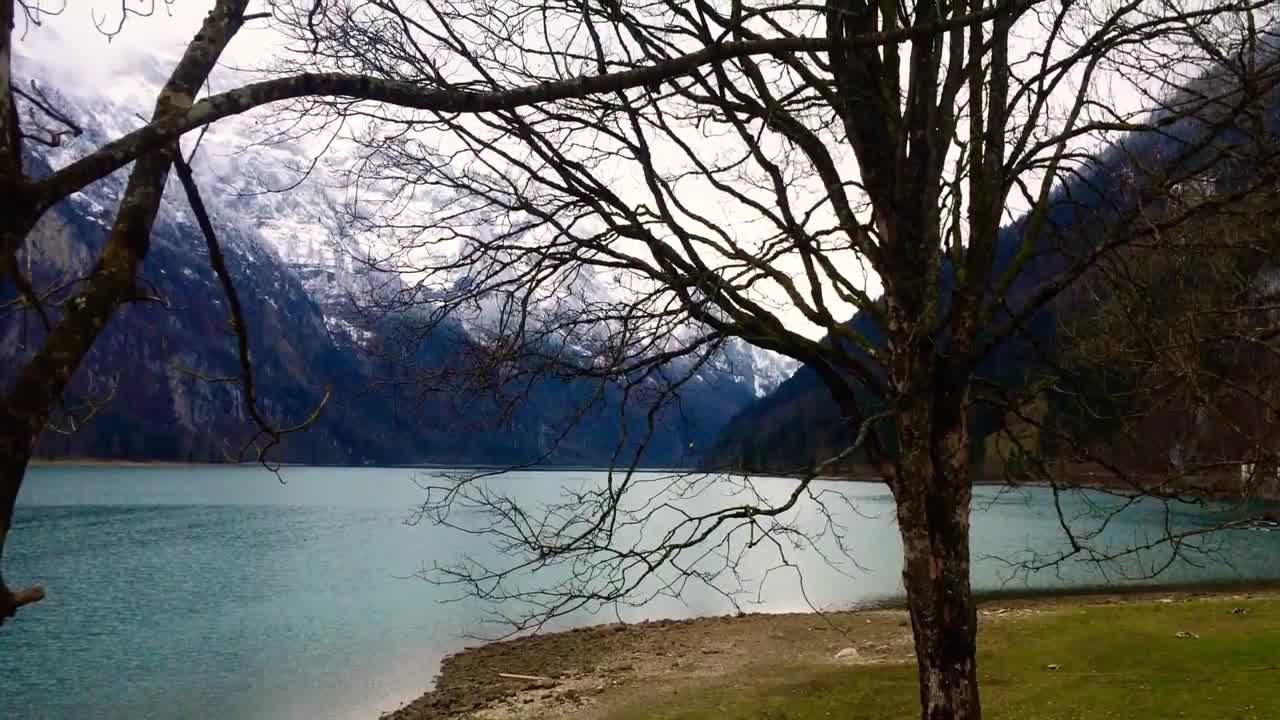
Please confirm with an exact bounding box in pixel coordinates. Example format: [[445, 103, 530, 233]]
[[0, 408, 42, 626], [899, 504, 980, 720], [894, 402, 981, 720], [0, 0, 252, 629]]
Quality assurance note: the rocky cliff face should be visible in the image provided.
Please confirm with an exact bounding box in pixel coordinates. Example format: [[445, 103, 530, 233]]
[[6, 150, 390, 464]]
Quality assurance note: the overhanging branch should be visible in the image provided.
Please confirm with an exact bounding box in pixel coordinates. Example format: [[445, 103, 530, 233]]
[[33, 0, 1038, 218], [171, 143, 329, 475]]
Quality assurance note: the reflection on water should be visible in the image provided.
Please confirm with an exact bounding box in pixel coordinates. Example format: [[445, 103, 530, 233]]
[[3, 465, 1278, 719]]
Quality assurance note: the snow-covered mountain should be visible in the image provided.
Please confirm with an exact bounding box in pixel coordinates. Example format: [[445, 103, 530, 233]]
[[3, 66, 797, 465], [718, 339, 801, 398]]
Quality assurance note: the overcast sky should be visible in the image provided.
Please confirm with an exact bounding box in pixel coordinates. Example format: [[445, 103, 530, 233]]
[[17, 0, 1234, 342], [17, 1, 277, 106]]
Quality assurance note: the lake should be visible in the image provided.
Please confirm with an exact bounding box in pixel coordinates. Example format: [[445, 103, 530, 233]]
[[3, 465, 1279, 719]]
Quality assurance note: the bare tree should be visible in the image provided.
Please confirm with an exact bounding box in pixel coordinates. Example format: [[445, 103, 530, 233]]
[[3, 2, 1280, 720], [0, 0, 977, 626], [0, 0, 272, 626], [267, 1, 1280, 719]]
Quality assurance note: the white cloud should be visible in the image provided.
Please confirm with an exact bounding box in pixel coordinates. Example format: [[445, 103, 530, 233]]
[[15, 1, 278, 99]]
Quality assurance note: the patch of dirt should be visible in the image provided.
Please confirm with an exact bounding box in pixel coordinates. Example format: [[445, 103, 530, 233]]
[[382, 588, 1280, 720], [383, 610, 914, 720]]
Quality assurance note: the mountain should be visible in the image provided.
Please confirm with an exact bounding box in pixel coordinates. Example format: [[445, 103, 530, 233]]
[[2, 76, 795, 467], [710, 61, 1280, 475]]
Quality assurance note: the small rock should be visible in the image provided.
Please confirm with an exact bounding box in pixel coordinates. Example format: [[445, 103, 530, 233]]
[[522, 679, 559, 691], [1159, 598, 1175, 604], [1174, 631, 1200, 639], [1046, 664, 1060, 671], [560, 689, 582, 702], [1232, 607, 1250, 615], [865, 619, 872, 624], [699, 648, 721, 655], [835, 647, 860, 661]]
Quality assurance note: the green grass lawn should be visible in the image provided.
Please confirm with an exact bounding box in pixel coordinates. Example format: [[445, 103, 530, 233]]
[[605, 597, 1280, 720]]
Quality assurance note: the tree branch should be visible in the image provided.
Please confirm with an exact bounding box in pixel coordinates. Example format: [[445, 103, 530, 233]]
[[171, 143, 329, 474]]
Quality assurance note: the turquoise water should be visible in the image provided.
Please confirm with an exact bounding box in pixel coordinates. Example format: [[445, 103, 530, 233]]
[[3, 465, 1279, 719]]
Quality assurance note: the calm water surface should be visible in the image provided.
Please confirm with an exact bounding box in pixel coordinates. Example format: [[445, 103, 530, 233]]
[[3, 465, 1279, 719]]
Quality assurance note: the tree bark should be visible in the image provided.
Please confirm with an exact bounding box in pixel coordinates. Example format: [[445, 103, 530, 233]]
[[894, 408, 982, 720], [0, 408, 44, 626], [899, 502, 981, 719]]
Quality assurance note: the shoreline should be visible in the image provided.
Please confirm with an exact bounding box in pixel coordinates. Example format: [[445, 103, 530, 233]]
[[24, 458, 698, 472], [383, 580, 1280, 719], [27, 459, 1280, 504], [27, 458, 226, 468]]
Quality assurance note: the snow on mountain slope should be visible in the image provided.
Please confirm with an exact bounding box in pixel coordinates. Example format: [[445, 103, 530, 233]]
[[11, 49, 799, 464], [16, 47, 401, 341], [711, 338, 800, 398]]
